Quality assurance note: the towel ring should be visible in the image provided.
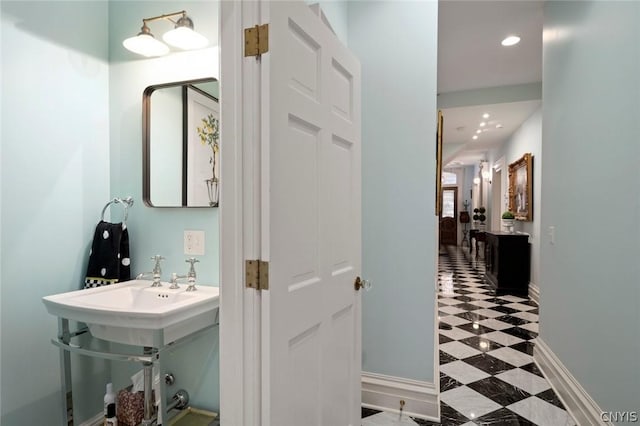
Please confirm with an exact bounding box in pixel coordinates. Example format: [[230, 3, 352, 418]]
[[101, 197, 134, 224]]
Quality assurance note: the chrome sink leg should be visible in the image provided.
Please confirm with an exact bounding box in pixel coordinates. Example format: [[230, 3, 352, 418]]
[[141, 347, 156, 426], [58, 318, 74, 425]]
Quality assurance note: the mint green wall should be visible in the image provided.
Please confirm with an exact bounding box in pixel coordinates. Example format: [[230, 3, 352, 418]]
[[541, 1, 640, 416], [349, 1, 438, 382], [108, 0, 220, 412], [310, 1, 349, 45], [492, 108, 541, 288], [1, 2, 111, 423]]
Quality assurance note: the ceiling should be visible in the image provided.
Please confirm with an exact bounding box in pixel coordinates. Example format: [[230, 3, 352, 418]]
[[438, 0, 543, 168]]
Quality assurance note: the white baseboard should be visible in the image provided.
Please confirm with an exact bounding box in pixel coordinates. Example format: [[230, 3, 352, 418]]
[[79, 412, 103, 426], [528, 282, 540, 305], [361, 371, 439, 421], [534, 338, 610, 425]]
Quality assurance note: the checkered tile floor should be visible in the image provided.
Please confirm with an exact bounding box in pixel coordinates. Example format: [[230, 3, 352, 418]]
[[362, 246, 575, 426]]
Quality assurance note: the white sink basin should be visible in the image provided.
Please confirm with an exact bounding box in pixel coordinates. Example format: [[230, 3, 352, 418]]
[[43, 280, 219, 346]]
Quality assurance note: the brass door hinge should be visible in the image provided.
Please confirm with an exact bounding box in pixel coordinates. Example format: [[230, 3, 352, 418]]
[[245, 260, 269, 290], [244, 24, 269, 58]]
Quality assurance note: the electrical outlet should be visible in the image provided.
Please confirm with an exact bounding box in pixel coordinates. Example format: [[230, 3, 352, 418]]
[[184, 230, 205, 255]]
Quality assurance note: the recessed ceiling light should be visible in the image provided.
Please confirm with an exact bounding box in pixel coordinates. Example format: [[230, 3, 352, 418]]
[[482, 113, 490, 119], [476, 129, 482, 134], [496, 124, 504, 129], [472, 135, 478, 140], [502, 35, 521, 46], [480, 122, 486, 127]]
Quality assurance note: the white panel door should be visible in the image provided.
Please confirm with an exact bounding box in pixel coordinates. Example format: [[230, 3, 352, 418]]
[[261, 2, 362, 425]]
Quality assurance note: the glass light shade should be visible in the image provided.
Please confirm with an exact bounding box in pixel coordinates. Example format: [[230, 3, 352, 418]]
[[501, 35, 521, 46], [123, 34, 170, 57], [163, 27, 208, 50]]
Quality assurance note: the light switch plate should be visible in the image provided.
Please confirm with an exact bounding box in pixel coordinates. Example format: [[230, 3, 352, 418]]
[[184, 230, 205, 255]]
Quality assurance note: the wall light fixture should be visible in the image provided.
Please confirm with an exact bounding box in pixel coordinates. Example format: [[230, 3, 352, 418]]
[[123, 11, 208, 57]]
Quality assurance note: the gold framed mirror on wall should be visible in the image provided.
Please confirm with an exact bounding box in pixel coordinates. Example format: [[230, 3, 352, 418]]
[[508, 152, 533, 221]]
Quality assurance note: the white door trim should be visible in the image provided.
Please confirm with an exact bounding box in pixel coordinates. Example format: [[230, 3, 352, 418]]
[[220, 1, 262, 424], [361, 372, 439, 421]]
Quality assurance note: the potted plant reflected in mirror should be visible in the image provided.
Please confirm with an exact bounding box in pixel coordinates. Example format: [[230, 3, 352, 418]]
[[501, 211, 515, 233], [197, 114, 220, 207], [473, 207, 487, 230]]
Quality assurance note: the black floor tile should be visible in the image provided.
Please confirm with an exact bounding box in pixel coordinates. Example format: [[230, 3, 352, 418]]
[[475, 407, 536, 425], [454, 302, 483, 311], [495, 315, 530, 326], [440, 372, 463, 392], [440, 350, 458, 365], [459, 336, 503, 353], [455, 311, 490, 322], [536, 388, 566, 409], [520, 362, 544, 378], [439, 334, 454, 344], [510, 341, 536, 356], [361, 407, 381, 418], [467, 376, 531, 406], [456, 322, 496, 335], [502, 326, 538, 340], [463, 353, 517, 375], [490, 305, 520, 315], [439, 402, 471, 426]]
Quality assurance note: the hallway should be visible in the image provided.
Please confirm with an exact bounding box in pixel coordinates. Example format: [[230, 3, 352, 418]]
[[362, 246, 575, 425]]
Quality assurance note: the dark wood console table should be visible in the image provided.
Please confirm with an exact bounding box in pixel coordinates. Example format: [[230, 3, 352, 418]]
[[469, 229, 486, 258], [484, 231, 530, 295]]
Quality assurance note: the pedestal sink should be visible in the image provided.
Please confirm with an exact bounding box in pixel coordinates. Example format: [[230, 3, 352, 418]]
[[43, 279, 220, 346]]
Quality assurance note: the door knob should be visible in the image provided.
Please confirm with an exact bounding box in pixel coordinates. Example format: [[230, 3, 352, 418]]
[[354, 276, 372, 291]]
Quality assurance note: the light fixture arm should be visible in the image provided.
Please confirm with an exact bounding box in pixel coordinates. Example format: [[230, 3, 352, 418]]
[[142, 10, 187, 26]]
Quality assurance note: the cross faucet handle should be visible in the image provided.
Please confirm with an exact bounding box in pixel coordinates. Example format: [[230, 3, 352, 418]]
[[150, 255, 165, 287], [185, 258, 199, 291]]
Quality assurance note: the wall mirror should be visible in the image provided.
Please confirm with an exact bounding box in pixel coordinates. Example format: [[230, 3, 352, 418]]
[[143, 77, 220, 208]]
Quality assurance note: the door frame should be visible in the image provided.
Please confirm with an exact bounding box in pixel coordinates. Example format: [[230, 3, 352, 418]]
[[220, 1, 262, 424]]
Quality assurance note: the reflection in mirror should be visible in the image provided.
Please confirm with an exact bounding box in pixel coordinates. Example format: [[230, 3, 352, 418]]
[[143, 78, 219, 207]]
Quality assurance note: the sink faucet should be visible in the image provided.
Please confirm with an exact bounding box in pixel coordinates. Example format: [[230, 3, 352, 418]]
[[136, 255, 165, 287], [169, 273, 187, 290], [185, 258, 199, 292]]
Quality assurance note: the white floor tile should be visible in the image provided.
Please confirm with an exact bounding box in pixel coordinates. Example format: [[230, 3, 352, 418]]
[[440, 341, 482, 359], [439, 305, 467, 315], [440, 315, 471, 327], [440, 298, 464, 306], [441, 386, 502, 420], [508, 397, 576, 426], [439, 327, 476, 341], [466, 293, 493, 300], [498, 295, 528, 303], [477, 318, 512, 331], [468, 300, 498, 309], [487, 346, 533, 367], [510, 311, 539, 322], [440, 360, 490, 384], [481, 331, 525, 346], [464, 287, 487, 293], [503, 302, 537, 311], [496, 368, 551, 395], [519, 322, 539, 333], [472, 308, 505, 318], [361, 411, 420, 426]]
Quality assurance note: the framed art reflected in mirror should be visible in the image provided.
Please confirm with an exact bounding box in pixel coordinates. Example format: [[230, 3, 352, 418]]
[[508, 153, 533, 221]]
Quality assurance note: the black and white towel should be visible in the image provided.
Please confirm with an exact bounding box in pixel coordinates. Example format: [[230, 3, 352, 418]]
[[84, 221, 131, 288]]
